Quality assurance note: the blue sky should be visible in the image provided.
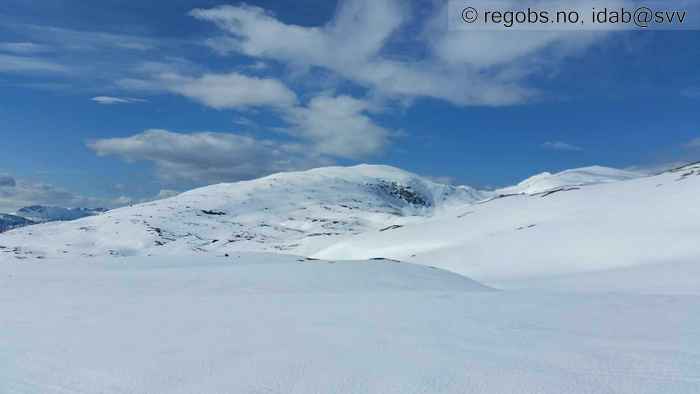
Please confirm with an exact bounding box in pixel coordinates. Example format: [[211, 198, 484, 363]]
[[1, 0, 699, 211]]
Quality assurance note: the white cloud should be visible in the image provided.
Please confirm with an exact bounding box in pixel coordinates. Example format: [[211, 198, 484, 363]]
[[160, 72, 298, 109], [10, 24, 157, 52], [428, 1, 605, 70], [88, 129, 331, 184], [685, 137, 700, 149], [542, 141, 583, 152], [0, 42, 49, 55], [0, 175, 115, 213], [0, 54, 69, 74], [189, 0, 605, 106], [1, 23, 173, 89], [91, 96, 147, 105], [119, 65, 393, 158], [284, 95, 390, 158]]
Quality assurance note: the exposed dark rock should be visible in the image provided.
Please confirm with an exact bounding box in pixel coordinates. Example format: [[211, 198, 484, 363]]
[[201, 209, 226, 216]]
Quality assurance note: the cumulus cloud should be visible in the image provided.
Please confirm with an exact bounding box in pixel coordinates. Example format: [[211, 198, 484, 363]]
[[542, 141, 584, 152], [118, 64, 393, 158], [160, 72, 298, 109], [88, 129, 331, 184], [91, 96, 147, 105], [284, 95, 390, 158], [189, 0, 605, 106]]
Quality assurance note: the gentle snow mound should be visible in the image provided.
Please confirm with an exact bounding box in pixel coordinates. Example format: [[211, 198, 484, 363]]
[[497, 165, 642, 195]]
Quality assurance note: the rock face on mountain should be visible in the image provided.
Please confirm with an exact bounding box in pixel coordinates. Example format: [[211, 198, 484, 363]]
[[0, 165, 487, 260]]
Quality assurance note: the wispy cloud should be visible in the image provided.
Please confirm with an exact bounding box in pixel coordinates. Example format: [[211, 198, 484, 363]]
[[685, 137, 700, 149], [7, 23, 159, 52], [542, 141, 584, 152], [0, 22, 186, 91], [0, 42, 49, 54], [91, 96, 147, 105], [0, 54, 68, 74], [190, 1, 605, 106]]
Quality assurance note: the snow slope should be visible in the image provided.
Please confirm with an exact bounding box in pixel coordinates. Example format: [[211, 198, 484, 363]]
[[496, 165, 642, 195], [0, 165, 486, 260], [1, 254, 699, 394], [314, 163, 700, 283]]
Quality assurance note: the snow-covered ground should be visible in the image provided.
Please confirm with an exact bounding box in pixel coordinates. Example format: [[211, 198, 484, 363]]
[[2, 162, 700, 393], [2, 254, 699, 394]]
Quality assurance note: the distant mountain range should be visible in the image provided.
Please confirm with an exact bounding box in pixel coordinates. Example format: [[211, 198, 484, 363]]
[[0, 214, 36, 233], [0, 206, 107, 233]]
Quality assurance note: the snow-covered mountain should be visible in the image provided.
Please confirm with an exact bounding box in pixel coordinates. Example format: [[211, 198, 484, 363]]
[[16, 205, 107, 222], [314, 162, 700, 283], [0, 214, 35, 233], [496, 165, 642, 195], [2, 162, 698, 283], [0, 165, 486, 260], [0, 205, 107, 233]]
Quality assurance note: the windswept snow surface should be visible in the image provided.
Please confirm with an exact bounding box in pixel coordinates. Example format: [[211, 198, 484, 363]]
[[2, 254, 700, 394], [0, 165, 486, 260]]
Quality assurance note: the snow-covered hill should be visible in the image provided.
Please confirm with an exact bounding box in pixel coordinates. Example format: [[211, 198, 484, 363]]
[[496, 165, 642, 195], [313, 162, 700, 283], [2, 162, 698, 285], [0, 165, 486, 260]]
